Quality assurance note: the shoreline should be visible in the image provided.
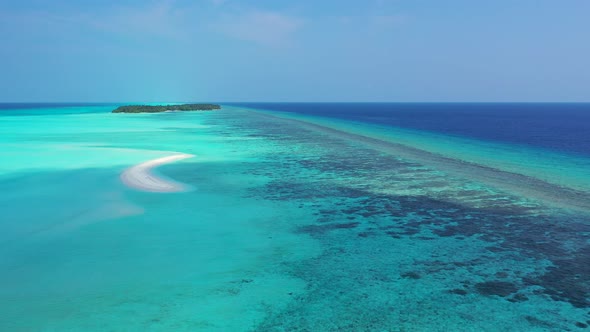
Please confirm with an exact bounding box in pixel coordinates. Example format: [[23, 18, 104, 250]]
[[120, 153, 194, 192]]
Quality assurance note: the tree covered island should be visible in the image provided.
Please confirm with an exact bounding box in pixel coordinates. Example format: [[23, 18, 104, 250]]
[[112, 104, 221, 113]]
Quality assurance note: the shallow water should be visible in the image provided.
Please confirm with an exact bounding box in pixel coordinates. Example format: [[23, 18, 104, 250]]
[[1, 104, 590, 331]]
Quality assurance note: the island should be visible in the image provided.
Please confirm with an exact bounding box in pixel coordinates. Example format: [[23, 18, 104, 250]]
[[112, 104, 221, 113]]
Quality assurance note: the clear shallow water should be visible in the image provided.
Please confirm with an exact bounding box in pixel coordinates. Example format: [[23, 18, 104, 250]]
[[1, 103, 590, 331]]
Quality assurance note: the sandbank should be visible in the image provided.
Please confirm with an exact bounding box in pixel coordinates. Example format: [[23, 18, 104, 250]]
[[120, 153, 194, 192]]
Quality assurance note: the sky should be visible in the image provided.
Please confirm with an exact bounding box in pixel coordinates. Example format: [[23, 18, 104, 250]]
[[0, 0, 589, 102]]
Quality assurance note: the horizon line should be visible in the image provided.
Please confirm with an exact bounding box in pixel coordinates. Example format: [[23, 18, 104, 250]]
[[2, 101, 590, 104]]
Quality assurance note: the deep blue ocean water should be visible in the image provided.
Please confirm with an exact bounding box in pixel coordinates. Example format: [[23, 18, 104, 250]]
[[230, 103, 590, 157]]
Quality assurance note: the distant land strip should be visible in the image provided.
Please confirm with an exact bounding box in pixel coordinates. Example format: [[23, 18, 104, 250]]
[[112, 104, 221, 113]]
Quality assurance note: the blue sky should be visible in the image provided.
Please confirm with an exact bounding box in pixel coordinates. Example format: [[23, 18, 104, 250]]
[[1, 0, 589, 102]]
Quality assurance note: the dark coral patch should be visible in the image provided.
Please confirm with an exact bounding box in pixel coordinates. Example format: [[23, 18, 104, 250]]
[[524, 316, 557, 329], [297, 222, 360, 236], [508, 293, 529, 302], [448, 289, 468, 296], [401, 272, 421, 280], [474, 281, 518, 297], [523, 246, 590, 308]]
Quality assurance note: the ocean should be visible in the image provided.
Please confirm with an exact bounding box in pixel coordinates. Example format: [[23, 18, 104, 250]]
[[1, 103, 589, 331]]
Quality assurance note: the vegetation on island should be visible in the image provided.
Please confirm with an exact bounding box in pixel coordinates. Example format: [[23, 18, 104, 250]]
[[112, 104, 221, 113]]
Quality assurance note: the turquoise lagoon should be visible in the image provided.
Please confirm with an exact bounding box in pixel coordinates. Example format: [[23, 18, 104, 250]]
[[1, 104, 590, 331]]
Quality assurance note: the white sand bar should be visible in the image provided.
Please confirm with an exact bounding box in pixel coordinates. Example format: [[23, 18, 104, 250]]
[[120, 153, 194, 192]]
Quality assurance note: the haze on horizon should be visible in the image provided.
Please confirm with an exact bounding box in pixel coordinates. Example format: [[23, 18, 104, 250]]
[[0, 0, 589, 103]]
